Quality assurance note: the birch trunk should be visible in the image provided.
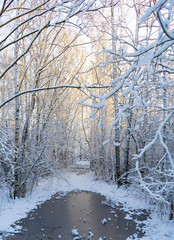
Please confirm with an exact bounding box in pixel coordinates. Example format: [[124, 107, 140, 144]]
[[111, 2, 121, 186], [13, 0, 20, 198], [123, 96, 133, 184], [162, 70, 173, 219], [101, 107, 109, 181], [163, 71, 167, 168], [122, 1, 140, 185]]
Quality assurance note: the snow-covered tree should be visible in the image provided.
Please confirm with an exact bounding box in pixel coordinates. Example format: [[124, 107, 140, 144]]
[[80, 0, 174, 218]]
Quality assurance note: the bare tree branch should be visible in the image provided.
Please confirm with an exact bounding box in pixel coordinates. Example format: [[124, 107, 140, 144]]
[[0, 84, 111, 109]]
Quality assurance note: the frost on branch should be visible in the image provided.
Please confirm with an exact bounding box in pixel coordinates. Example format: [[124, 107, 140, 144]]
[[134, 111, 174, 208], [0, 127, 15, 196]]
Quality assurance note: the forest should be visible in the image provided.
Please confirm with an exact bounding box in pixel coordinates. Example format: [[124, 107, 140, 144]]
[[0, 0, 174, 220]]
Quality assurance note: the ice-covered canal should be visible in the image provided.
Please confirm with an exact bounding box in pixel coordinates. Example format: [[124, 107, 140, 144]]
[[5, 191, 148, 240]]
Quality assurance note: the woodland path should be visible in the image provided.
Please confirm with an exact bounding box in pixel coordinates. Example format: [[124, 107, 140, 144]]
[[3, 167, 149, 240]]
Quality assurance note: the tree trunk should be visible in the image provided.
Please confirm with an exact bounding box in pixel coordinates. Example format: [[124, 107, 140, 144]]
[[13, 0, 20, 198], [123, 96, 133, 184], [101, 107, 109, 181], [169, 200, 174, 220], [111, 2, 121, 186]]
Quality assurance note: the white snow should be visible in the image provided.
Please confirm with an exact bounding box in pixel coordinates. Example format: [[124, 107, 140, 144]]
[[73, 237, 81, 240], [72, 228, 79, 236], [0, 170, 174, 240], [74, 160, 90, 169], [103, 139, 110, 146], [125, 214, 133, 220], [101, 218, 107, 225], [140, 0, 166, 23], [113, 142, 120, 147], [88, 231, 94, 239]]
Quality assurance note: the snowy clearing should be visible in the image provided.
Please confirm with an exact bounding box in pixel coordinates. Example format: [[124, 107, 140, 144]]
[[0, 171, 173, 239]]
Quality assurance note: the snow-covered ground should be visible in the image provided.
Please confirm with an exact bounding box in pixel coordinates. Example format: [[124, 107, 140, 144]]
[[73, 159, 90, 169], [0, 171, 173, 239]]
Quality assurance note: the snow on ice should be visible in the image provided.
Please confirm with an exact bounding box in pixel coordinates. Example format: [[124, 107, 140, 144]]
[[72, 228, 79, 236], [101, 218, 107, 225]]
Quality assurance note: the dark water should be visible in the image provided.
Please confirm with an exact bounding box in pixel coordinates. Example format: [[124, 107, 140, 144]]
[[4, 191, 148, 240]]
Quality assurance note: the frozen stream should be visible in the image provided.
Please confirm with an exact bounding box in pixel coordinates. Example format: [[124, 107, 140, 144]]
[[5, 191, 148, 240]]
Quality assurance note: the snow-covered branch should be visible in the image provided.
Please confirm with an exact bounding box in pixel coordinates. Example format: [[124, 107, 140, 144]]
[[140, 0, 166, 23], [0, 84, 111, 109], [136, 161, 169, 204], [135, 111, 174, 162]]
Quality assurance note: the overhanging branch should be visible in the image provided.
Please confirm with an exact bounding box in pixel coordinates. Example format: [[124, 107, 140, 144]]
[[0, 84, 111, 109]]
